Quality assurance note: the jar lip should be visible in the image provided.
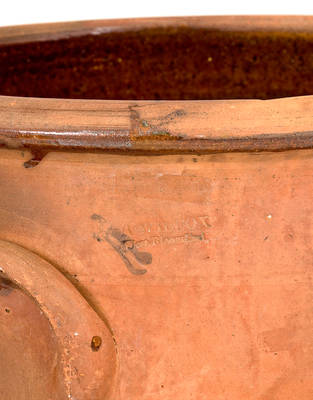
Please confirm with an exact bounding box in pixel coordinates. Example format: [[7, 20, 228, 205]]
[[1, 16, 313, 161], [1, 95, 313, 160], [1, 16, 313, 44]]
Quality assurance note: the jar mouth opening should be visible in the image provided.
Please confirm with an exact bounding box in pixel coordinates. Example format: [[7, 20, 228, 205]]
[[1, 26, 313, 101]]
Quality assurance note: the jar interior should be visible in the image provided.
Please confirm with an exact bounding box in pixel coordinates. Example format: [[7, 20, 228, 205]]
[[1, 27, 313, 100]]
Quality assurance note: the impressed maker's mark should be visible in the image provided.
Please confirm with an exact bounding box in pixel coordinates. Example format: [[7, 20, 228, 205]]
[[123, 215, 211, 249], [92, 214, 211, 275]]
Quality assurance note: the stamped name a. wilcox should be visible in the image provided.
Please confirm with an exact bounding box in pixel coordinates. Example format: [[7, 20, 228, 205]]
[[122, 215, 210, 248], [91, 213, 211, 275]]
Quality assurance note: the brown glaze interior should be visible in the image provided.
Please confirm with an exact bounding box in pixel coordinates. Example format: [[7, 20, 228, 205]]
[[1, 27, 313, 100]]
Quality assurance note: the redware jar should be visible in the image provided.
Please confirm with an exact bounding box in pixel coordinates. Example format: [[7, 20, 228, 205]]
[[1, 16, 313, 400]]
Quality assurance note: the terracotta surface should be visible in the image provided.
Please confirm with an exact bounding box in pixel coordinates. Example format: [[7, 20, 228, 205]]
[[1, 16, 313, 399]]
